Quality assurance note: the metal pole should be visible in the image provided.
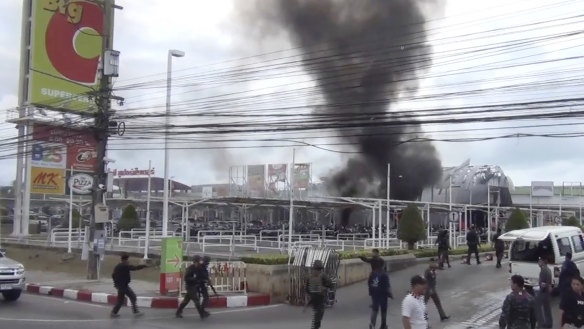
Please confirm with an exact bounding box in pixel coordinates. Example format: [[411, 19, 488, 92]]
[[288, 148, 295, 253], [487, 184, 491, 244], [163, 51, 172, 237], [378, 201, 382, 248], [68, 167, 74, 253], [449, 176, 453, 248], [495, 191, 500, 232], [529, 191, 533, 227], [386, 163, 390, 248], [144, 160, 152, 259]]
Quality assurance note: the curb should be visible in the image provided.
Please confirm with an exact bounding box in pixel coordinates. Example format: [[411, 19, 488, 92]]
[[24, 283, 270, 309]]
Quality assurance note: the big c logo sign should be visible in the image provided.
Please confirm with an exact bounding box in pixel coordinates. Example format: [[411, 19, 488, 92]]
[[28, 0, 108, 112]]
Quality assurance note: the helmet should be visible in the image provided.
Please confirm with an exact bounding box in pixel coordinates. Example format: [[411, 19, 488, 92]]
[[313, 260, 324, 270], [192, 255, 202, 263], [202, 256, 211, 264]]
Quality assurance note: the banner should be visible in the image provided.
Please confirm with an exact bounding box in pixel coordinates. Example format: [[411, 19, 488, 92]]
[[30, 124, 97, 195], [160, 237, 183, 294], [268, 164, 287, 182], [247, 165, 265, 197], [27, 0, 112, 112], [31, 167, 66, 194], [294, 163, 310, 189]]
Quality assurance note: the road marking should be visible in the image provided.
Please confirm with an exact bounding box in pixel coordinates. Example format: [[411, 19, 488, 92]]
[[0, 304, 283, 323]]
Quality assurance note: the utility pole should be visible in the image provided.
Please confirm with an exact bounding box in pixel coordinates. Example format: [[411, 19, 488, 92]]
[[88, 0, 119, 280]]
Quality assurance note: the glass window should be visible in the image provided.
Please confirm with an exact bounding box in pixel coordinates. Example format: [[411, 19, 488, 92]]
[[556, 237, 573, 256], [510, 236, 555, 263], [572, 235, 584, 253]]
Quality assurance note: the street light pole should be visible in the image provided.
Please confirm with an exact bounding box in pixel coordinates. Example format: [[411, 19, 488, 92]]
[[144, 160, 152, 259], [288, 149, 295, 254], [163, 49, 185, 237], [386, 163, 390, 248]]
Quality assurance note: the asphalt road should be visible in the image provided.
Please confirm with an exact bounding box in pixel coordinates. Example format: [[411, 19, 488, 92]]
[[0, 259, 562, 329]]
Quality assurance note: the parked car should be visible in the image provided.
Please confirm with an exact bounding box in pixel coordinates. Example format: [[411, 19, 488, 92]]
[[0, 249, 25, 301]]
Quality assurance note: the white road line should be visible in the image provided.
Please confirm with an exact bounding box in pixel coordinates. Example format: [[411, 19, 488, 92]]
[[0, 304, 283, 323]]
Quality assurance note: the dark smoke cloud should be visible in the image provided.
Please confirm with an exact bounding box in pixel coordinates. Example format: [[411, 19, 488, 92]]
[[241, 0, 443, 200]]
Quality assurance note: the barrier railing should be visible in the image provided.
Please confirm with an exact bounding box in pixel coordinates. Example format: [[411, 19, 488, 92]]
[[179, 261, 247, 295], [50, 228, 85, 246], [259, 230, 285, 241], [277, 234, 320, 249], [197, 230, 243, 243], [201, 235, 258, 253]]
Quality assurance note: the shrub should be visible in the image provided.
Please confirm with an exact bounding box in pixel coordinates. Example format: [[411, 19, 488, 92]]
[[397, 204, 427, 249], [565, 216, 582, 229], [118, 205, 140, 231], [63, 209, 82, 228], [505, 208, 529, 232], [240, 254, 290, 265]]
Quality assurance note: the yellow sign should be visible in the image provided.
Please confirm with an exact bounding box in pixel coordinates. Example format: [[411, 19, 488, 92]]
[[30, 167, 66, 195], [28, 0, 111, 112]]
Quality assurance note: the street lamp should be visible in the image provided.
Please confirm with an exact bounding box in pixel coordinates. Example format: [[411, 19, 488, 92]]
[[163, 49, 185, 237]]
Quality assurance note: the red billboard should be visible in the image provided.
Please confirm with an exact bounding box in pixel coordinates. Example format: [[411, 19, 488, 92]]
[[33, 124, 98, 172]]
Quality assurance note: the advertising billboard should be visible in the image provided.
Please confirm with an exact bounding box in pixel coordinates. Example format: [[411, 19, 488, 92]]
[[30, 124, 97, 195], [268, 164, 287, 193], [294, 163, 311, 189], [247, 165, 265, 197], [531, 181, 554, 197], [160, 237, 183, 294], [27, 0, 111, 112], [31, 167, 66, 194]]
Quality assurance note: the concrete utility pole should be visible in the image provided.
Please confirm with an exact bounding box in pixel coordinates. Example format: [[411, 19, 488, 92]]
[[88, 0, 117, 280]]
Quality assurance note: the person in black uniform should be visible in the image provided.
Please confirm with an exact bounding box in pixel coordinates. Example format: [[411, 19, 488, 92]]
[[494, 229, 505, 269], [559, 276, 584, 329], [111, 253, 147, 318], [359, 248, 385, 271], [305, 260, 333, 329], [466, 226, 481, 265], [436, 230, 451, 269], [195, 255, 213, 318], [176, 255, 203, 318], [424, 262, 449, 321]]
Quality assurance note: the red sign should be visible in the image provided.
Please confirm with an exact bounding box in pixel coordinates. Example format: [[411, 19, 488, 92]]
[[33, 124, 97, 171]]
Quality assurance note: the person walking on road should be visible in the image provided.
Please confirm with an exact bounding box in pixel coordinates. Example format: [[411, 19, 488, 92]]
[[436, 229, 451, 269], [424, 263, 450, 321], [368, 265, 393, 329], [195, 256, 215, 319], [559, 252, 581, 298], [466, 226, 481, 265], [536, 257, 553, 328], [402, 275, 429, 329], [111, 253, 148, 318], [498, 275, 536, 329], [493, 229, 505, 268], [176, 255, 203, 318], [559, 276, 584, 329], [360, 248, 386, 271], [305, 260, 333, 329]]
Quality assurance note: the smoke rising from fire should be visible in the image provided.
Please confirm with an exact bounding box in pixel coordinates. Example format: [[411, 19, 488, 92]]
[[240, 0, 444, 200]]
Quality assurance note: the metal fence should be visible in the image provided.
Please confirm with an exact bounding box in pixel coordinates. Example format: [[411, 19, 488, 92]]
[[288, 247, 340, 306], [179, 260, 247, 296]]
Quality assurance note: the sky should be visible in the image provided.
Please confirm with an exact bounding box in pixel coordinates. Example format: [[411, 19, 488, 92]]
[[0, 0, 584, 189]]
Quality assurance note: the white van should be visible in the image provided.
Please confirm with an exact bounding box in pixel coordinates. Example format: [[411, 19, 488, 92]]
[[499, 226, 584, 288]]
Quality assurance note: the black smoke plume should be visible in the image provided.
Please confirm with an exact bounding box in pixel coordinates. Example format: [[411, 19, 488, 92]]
[[242, 0, 443, 200]]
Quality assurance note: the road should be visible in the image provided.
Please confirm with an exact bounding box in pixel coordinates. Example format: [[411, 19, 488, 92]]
[[0, 259, 561, 329]]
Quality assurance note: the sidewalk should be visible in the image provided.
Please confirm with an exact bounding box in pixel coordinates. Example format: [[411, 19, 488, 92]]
[[24, 271, 270, 309]]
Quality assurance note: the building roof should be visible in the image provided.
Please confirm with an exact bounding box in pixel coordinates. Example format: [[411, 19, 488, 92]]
[[114, 177, 191, 192]]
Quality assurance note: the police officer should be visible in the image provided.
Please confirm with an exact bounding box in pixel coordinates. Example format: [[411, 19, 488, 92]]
[[499, 275, 536, 329], [110, 253, 147, 318], [466, 226, 481, 265], [424, 262, 449, 321], [494, 229, 505, 269], [176, 255, 203, 318], [359, 248, 385, 272], [436, 230, 451, 269], [195, 255, 214, 318], [305, 260, 333, 329]]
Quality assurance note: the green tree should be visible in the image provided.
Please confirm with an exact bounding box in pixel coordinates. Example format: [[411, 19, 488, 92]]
[[565, 216, 582, 229], [505, 208, 529, 232], [118, 204, 140, 231], [397, 204, 427, 249]]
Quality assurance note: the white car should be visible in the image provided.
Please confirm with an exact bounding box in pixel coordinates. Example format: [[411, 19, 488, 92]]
[[0, 250, 25, 301]]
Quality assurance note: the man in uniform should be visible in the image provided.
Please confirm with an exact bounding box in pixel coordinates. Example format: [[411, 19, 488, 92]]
[[436, 230, 451, 269], [494, 229, 505, 269], [537, 257, 553, 328], [195, 255, 214, 318], [466, 226, 481, 265], [499, 275, 537, 329], [176, 255, 203, 318], [111, 253, 147, 318], [368, 264, 393, 329], [305, 260, 333, 329], [424, 262, 449, 321]]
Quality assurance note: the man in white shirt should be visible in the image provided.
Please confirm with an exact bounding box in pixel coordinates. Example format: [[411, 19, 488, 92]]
[[402, 275, 429, 329]]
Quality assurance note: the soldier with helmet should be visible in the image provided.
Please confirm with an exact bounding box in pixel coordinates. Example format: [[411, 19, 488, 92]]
[[305, 259, 333, 329], [195, 255, 215, 318], [176, 255, 203, 318]]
